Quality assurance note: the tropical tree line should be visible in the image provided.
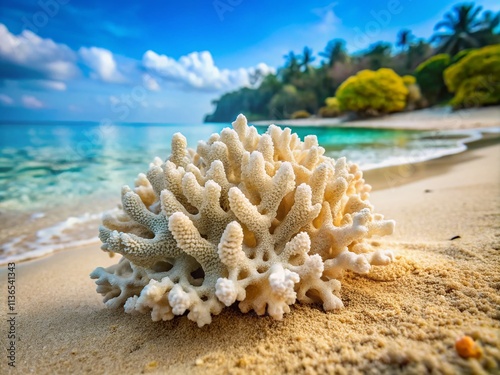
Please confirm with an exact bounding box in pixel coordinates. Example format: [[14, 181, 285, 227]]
[[204, 3, 500, 122]]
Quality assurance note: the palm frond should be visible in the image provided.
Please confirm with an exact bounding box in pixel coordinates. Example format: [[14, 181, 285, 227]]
[[434, 20, 454, 31]]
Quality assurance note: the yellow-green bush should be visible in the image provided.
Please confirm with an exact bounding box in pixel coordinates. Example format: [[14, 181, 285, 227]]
[[402, 75, 416, 86], [319, 106, 339, 118], [336, 68, 408, 115], [319, 97, 341, 118], [415, 54, 451, 105], [291, 110, 311, 119], [451, 49, 474, 64], [325, 97, 340, 109], [406, 84, 424, 109], [444, 44, 500, 108], [402, 75, 423, 109]]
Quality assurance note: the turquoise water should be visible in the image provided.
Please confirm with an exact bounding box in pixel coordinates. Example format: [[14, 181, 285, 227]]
[[0, 121, 479, 211], [0, 121, 226, 211], [0, 120, 482, 263]]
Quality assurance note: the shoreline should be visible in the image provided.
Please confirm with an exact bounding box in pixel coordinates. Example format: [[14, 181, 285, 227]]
[[252, 105, 500, 130], [1, 141, 499, 373], [365, 130, 500, 191], [1, 130, 499, 267]]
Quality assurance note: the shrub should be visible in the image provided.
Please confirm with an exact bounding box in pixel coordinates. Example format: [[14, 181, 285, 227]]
[[336, 68, 408, 116], [319, 106, 339, 118], [290, 110, 311, 119], [415, 54, 451, 105], [269, 86, 318, 118], [319, 97, 342, 118], [401, 75, 424, 110], [451, 49, 474, 65], [444, 44, 500, 108], [406, 84, 425, 109], [402, 75, 416, 86], [268, 85, 300, 118], [325, 97, 340, 109]]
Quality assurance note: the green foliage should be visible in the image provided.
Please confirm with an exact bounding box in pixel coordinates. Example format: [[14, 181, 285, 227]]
[[415, 54, 451, 105], [432, 4, 500, 56], [318, 107, 339, 118], [291, 110, 311, 119], [451, 49, 474, 64], [402, 75, 416, 86], [444, 44, 500, 108], [325, 97, 340, 109], [268, 85, 300, 116], [407, 84, 425, 110], [401, 75, 424, 109], [204, 74, 283, 122], [204, 3, 500, 122], [319, 39, 348, 67], [364, 42, 392, 70], [319, 97, 341, 118], [336, 69, 409, 115], [397, 29, 413, 51], [268, 85, 318, 118]]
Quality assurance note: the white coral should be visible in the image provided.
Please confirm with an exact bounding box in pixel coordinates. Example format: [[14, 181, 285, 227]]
[[91, 114, 395, 327], [215, 278, 238, 307]]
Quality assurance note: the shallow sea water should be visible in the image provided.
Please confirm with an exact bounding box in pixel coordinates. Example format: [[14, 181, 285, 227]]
[[0, 120, 487, 263]]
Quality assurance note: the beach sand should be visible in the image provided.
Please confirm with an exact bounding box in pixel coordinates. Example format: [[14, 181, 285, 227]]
[[2, 143, 500, 374], [254, 105, 500, 130]]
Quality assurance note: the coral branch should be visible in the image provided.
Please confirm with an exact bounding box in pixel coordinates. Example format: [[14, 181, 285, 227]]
[[91, 114, 395, 326]]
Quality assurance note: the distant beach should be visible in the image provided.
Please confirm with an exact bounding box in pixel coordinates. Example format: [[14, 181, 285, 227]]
[[253, 105, 500, 130], [1, 115, 498, 373]]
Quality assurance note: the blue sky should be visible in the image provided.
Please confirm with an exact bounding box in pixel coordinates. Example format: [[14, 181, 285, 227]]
[[0, 0, 498, 123]]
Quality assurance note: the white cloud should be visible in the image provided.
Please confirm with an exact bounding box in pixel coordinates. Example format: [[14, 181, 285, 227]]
[[312, 2, 341, 34], [0, 23, 78, 81], [142, 50, 275, 91], [0, 94, 13, 105], [79, 46, 125, 83], [22, 95, 44, 109]]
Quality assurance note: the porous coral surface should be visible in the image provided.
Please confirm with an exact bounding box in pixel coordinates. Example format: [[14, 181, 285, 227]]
[[91, 114, 395, 327]]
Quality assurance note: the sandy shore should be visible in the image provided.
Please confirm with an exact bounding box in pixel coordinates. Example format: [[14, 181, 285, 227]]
[[253, 105, 500, 130], [2, 141, 500, 374]]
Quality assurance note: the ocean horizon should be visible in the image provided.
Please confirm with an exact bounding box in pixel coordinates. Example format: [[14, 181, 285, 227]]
[[0, 120, 487, 264]]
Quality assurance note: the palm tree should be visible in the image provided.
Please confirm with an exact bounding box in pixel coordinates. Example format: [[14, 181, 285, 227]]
[[407, 39, 431, 69], [479, 10, 500, 31], [364, 42, 392, 70], [283, 51, 300, 71], [299, 47, 316, 72], [475, 10, 500, 45], [396, 29, 413, 51], [319, 39, 347, 67], [432, 3, 495, 56], [280, 51, 301, 84]]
